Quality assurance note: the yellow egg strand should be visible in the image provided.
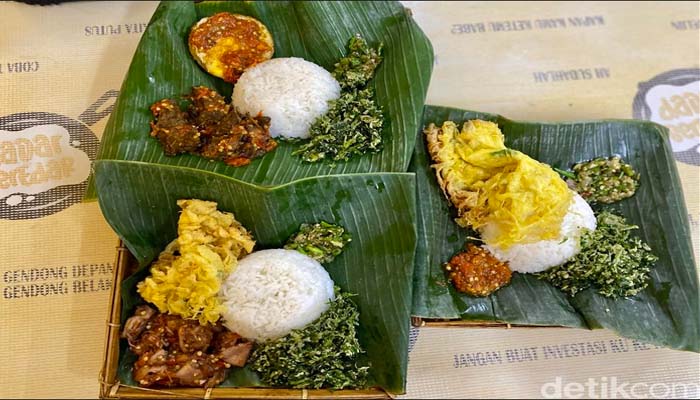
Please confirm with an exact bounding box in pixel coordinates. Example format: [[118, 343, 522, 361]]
[[426, 120, 572, 249], [137, 199, 255, 325]]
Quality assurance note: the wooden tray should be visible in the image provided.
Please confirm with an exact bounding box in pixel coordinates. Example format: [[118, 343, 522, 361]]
[[100, 242, 392, 399]]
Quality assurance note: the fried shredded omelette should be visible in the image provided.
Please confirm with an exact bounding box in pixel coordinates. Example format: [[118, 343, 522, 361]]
[[425, 120, 572, 248], [138, 200, 255, 325]]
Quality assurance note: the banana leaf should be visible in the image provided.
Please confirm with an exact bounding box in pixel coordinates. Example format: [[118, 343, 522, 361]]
[[410, 105, 700, 352], [85, 0, 433, 199], [94, 160, 417, 393]]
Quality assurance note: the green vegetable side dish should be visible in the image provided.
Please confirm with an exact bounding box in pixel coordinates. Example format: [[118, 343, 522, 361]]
[[538, 211, 658, 298], [333, 34, 384, 90], [284, 221, 352, 264], [249, 288, 369, 389], [566, 156, 640, 204], [294, 35, 385, 163]]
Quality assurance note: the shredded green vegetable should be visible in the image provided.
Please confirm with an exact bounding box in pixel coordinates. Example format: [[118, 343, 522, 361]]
[[567, 156, 640, 203], [284, 221, 351, 264], [332, 34, 383, 90], [249, 288, 370, 389], [294, 34, 384, 163], [538, 211, 657, 298]]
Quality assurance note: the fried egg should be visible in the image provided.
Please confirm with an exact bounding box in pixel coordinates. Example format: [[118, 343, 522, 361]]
[[188, 12, 274, 83]]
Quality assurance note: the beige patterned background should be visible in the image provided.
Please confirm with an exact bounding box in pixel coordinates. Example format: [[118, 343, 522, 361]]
[[0, 1, 697, 398]]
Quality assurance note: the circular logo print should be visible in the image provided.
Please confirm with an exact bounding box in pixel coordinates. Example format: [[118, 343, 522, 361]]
[[0, 112, 99, 220], [632, 68, 700, 166]]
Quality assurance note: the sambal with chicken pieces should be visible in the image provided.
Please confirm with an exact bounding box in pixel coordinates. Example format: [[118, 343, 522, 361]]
[[121, 305, 253, 389], [149, 86, 277, 166], [149, 99, 201, 156]]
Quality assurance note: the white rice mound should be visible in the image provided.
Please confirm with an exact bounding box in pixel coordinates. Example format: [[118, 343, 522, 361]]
[[483, 192, 596, 274], [219, 249, 335, 342], [232, 57, 341, 139]]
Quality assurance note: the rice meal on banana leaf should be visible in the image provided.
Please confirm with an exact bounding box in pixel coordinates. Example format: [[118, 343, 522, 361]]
[[424, 119, 654, 298], [122, 199, 368, 390], [149, 11, 384, 166]]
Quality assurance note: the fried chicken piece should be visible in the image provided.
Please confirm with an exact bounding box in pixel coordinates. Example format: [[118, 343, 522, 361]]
[[122, 305, 156, 347], [213, 330, 253, 367], [133, 350, 232, 388], [178, 322, 214, 353], [200, 111, 276, 166], [149, 87, 276, 165], [133, 364, 168, 387], [188, 86, 230, 137], [123, 308, 255, 389], [149, 99, 201, 156]]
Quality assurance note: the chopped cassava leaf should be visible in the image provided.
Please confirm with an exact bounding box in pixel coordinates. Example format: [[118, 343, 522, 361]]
[[284, 221, 351, 264], [248, 288, 370, 389], [537, 211, 658, 298], [294, 88, 383, 163], [294, 34, 384, 163]]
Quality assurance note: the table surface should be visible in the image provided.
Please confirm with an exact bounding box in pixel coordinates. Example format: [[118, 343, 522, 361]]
[[0, 1, 698, 398]]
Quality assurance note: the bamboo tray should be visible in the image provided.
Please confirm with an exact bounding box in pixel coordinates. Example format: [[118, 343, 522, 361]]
[[100, 242, 392, 399], [410, 317, 570, 329]]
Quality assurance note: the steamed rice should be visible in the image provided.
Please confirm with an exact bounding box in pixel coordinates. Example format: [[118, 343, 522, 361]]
[[232, 57, 341, 139], [219, 249, 335, 342], [484, 192, 596, 274]]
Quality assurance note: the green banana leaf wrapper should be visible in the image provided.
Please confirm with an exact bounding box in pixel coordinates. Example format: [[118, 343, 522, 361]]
[[96, 164, 417, 393], [411, 105, 700, 353]]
